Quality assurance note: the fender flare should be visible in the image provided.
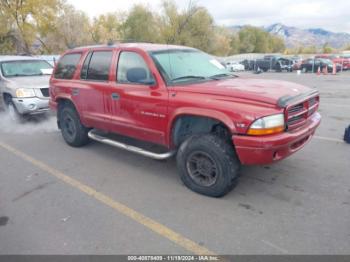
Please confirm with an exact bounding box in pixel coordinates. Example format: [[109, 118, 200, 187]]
[[166, 107, 236, 147], [55, 94, 77, 110]]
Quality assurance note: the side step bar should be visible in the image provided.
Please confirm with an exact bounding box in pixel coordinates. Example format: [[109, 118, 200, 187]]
[[88, 130, 176, 160]]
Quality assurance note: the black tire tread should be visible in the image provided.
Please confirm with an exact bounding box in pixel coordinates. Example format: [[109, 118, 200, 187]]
[[177, 134, 240, 197], [59, 104, 90, 147]]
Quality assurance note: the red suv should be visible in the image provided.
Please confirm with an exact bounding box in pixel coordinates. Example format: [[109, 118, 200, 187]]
[[50, 43, 321, 197]]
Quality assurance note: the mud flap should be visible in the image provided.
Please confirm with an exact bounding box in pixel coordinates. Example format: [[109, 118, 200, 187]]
[[344, 126, 350, 144]]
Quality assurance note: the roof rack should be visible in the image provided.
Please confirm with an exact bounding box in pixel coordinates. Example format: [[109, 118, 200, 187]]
[[72, 44, 114, 50], [71, 40, 155, 50]]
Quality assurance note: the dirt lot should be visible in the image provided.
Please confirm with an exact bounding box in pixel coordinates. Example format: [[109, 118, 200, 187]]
[[0, 71, 349, 255]]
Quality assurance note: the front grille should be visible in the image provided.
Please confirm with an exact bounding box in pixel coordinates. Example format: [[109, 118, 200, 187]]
[[288, 114, 304, 125], [288, 103, 303, 114], [286, 95, 319, 130], [309, 97, 317, 106], [40, 88, 49, 97]]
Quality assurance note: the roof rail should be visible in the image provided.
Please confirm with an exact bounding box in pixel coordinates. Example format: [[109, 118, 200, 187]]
[[71, 40, 156, 50], [72, 44, 115, 50]]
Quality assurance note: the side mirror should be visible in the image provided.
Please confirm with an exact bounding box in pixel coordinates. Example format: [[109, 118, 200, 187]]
[[126, 67, 157, 87]]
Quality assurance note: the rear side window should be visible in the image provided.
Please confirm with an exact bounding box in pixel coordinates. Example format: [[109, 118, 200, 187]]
[[80, 52, 92, 79], [85, 51, 113, 81], [54, 53, 81, 79]]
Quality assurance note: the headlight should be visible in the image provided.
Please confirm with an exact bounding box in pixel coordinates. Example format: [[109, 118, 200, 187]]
[[247, 114, 285, 135], [15, 88, 35, 98]]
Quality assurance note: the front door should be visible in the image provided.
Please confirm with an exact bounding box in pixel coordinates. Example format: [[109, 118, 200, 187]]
[[104, 51, 169, 146]]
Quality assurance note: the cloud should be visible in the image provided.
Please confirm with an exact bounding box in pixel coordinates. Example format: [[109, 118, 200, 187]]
[[68, 0, 350, 33]]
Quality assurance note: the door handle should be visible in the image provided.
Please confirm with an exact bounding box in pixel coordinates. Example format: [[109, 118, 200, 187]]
[[111, 93, 120, 100], [72, 88, 79, 96]]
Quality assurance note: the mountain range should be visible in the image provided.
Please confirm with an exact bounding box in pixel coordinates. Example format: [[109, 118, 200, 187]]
[[229, 23, 350, 49]]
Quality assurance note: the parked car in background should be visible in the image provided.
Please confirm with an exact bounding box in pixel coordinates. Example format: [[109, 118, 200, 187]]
[[0, 56, 53, 120], [274, 58, 294, 72], [255, 56, 293, 72], [240, 59, 255, 71], [315, 54, 350, 71], [290, 56, 303, 70], [36, 55, 60, 66], [225, 61, 245, 72], [300, 58, 341, 73], [333, 55, 350, 70]]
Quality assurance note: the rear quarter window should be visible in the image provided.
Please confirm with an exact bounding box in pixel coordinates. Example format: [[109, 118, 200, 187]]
[[54, 53, 82, 79]]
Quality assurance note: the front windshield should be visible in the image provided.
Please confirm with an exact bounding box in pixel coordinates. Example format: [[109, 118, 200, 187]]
[[1, 60, 53, 77], [150, 49, 230, 84]]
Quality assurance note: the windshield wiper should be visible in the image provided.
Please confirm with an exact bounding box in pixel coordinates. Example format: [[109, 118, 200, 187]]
[[209, 73, 237, 80], [171, 75, 208, 82]]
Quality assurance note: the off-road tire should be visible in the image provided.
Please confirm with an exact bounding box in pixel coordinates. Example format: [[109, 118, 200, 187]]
[[176, 134, 241, 197], [59, 105, 90, 147]]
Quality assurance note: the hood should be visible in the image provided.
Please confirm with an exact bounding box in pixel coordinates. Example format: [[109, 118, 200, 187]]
[[172, 78, 314, 107], [6, 75, 50, 89]]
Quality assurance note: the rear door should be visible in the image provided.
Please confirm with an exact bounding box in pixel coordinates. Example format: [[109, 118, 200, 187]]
[[76, 50, 114, 130], [104, 50, 169, 145]]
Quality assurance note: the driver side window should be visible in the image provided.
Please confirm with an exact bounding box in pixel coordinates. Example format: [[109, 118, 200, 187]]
[[117, 51, 154, 85]]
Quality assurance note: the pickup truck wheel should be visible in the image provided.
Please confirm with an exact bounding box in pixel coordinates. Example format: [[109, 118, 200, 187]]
[[177, 134, 240, 197], [59, 106, 90, 147]]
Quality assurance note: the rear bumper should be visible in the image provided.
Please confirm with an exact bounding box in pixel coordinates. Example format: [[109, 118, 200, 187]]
[[233, 112, 321, 165]]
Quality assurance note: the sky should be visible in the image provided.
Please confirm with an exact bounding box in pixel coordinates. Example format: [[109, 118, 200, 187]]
[[69, 0, 350, 33]]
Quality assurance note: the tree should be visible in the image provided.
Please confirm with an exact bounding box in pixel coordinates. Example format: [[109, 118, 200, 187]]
[[121, 4, 160, 43], [322, 43, 333, 54], [209, 27, 232, 56], [297, 45, 317, 54], [236, 26, 285, 53], [91, 13, 122, 44], [269, 36, 285, 53], [43, 3, 93, 53], [238, 27, 257, 53], [0, 0, 62, 54], [0, 7, 17, 54], [160, 0, 225, 55], [0, 0, 287, 56]]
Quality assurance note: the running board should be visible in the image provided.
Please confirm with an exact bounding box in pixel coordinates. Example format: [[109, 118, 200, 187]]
[[88, 130, 176, 160]]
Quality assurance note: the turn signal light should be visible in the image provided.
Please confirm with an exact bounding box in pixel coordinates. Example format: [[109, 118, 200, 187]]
[[247, 126, 285, 136]]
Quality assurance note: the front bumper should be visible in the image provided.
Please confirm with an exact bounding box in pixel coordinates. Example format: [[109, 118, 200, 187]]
[[233, 113, 321, 165], [12, 97, 50, 115]]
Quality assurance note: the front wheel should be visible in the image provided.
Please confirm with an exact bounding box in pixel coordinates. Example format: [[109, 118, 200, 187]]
[[59, 105, 90, 147], [6, 101, 23, 122], [176, 134, 241, 197]]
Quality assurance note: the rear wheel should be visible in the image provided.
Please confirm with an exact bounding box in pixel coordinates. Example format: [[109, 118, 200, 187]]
[[59, 105, 90, 147], [176, 134, 240, 197]]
